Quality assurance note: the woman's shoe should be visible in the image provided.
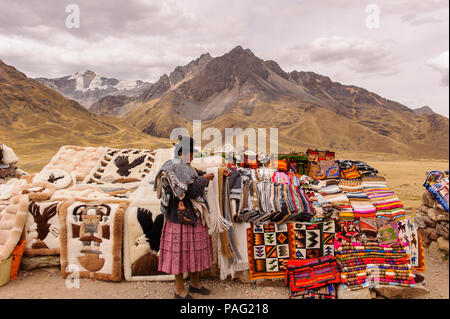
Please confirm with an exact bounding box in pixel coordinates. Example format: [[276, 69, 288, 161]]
[[188, 285, 211, 295], [174, 293, 194, 299]]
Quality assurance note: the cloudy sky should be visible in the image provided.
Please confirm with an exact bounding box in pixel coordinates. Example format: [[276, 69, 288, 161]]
[[0, 0, 448, 116]]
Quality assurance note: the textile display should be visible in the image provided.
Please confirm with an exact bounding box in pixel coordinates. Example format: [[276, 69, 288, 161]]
[[423, 170, 449, 212], [246, 222, 296, 280], [59, 198, 129, 282], [84, 148, 156, 185], [0, 195, 29, 261], [286, 255, 340, 295], [336, 242, 415, 290], [24, 200, 61, 256], [41, 145, 107, 182], [364, 187, 406, 220]]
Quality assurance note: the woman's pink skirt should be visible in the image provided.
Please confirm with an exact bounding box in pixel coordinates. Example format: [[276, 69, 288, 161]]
[[158, 220, 213, 274]]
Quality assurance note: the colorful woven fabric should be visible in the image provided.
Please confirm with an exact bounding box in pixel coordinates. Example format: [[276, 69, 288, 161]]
[[423, 170, 449, 212], [340, 165, 361, 180], [286, 255, 340, 295], [336, 242, 415, 290], [378, 223, 399, 245], [338, 179, 363, 193], [246, 222, 296, 280], [350, 200, 376, 219], [396, 219, 424, 271], [290, 284, 336, 299], [288, 221, 336, 259], [364, 187, 406, 220]]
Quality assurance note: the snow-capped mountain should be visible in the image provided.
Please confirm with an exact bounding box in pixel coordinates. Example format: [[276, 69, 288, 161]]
[[35, 70, 152, 107]]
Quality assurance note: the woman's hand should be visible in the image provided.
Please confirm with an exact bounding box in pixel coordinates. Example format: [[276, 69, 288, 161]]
[[204, 173, 215, 180], [223, 169, 232, 177]]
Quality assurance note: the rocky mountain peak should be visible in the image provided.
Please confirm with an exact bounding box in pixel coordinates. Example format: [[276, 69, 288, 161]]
[[414, 105, 435, 115]]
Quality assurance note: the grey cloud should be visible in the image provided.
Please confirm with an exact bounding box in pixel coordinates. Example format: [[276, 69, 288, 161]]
[[283, 37, 399, 76]]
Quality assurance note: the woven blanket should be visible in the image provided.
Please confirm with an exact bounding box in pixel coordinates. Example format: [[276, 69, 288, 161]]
[[286, 256, 340, 295], [59, 198, 129, 282], [42, 146, 107, 182], [288, 220, 336, 259], [290, 284, 336, 299], [51, 185, 134, 202], [364, 187, 406, 220], [339, 179, 363, 193], [0, 195, 29, 261], [350, 200, 376, 219], [396, 219, 424, 271], [84, 148, 156, 185], [246, 222, 296, 280], [423, 170, 449, 212], [336, 242, 415, 290], [23, 200, 61, 256]]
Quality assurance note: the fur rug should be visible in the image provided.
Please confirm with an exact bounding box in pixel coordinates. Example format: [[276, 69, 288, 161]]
[[18, 182, 56, 202], [59, 198, 129, 282], [33, 169, 75, 190], [0, 195, 29, 261], [83, 148, 156, 185], [123, 204, 171, 281], [23, 200, 62, 256], [51, 185, 133, 202], [0, 178, 28, 202], [42, 146, 107, 182]]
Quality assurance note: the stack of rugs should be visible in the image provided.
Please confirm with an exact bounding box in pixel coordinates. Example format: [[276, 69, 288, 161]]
[[336, 242, 415, 290], [335, 217, 422, 291], [363, 179, 406, 221]]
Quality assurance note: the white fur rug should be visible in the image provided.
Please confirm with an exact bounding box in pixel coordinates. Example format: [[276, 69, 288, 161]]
[[42, 146, 107, 182], [83, 148, 156, 185], [0, 195, 29, 261], [59, 198, 129, 282]]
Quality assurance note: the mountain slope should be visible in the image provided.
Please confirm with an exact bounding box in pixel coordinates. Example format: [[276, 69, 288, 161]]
[[121, 46, 449, 159], [36, 70, 152, 108], [0, 60, 171, 172]]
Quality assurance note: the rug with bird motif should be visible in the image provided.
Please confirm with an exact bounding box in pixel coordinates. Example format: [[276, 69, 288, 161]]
[[83, 148, 156, 185], [123, 204, 174, 281], [23, 200, 62, 256]]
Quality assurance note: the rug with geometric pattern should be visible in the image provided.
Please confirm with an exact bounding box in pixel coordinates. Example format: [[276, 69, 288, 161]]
[[246, 221, 336, 280]]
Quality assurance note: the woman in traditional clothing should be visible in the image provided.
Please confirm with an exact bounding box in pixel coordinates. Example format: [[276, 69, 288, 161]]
[[154, 136, 231, 299]]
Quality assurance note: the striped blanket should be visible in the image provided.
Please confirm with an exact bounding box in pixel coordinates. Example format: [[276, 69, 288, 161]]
[[335, 242, 415, 290]]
